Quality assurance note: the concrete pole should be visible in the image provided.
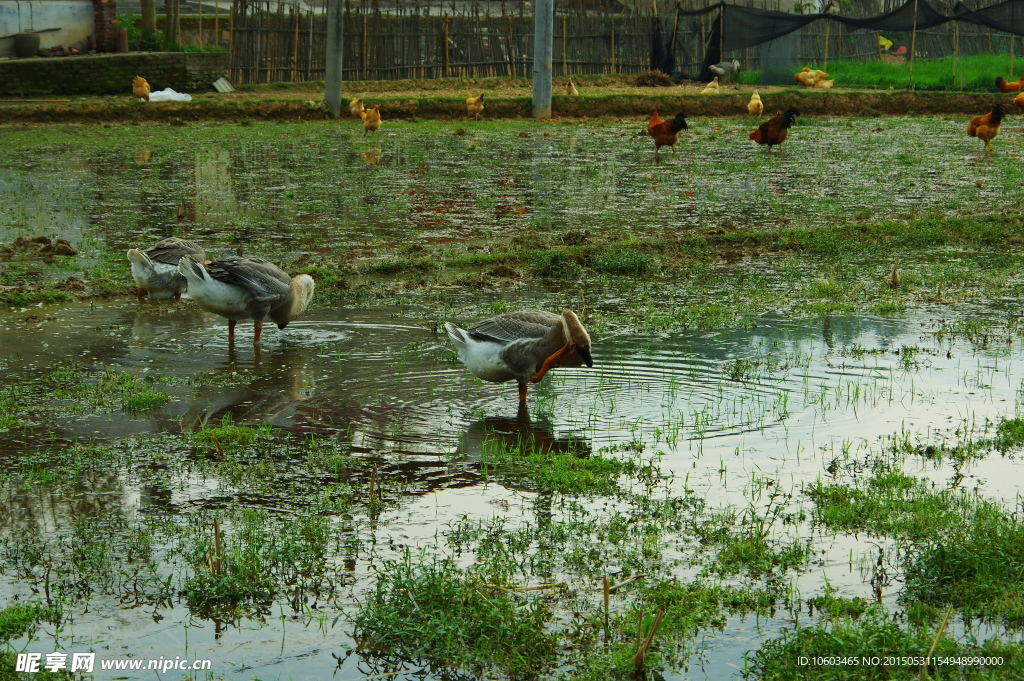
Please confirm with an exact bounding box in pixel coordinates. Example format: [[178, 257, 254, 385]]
[[532, 0, 553, 118], [325, 0, 344, 117]]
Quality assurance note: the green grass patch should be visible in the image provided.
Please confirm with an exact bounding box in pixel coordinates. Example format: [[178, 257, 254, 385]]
[[0, 602, 62, 642], [745, 606, 1024, 680], [353, 554, 557, 677]]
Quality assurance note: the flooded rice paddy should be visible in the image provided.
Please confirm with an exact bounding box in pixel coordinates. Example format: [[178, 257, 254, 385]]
[[3, 117, 1024, 679]]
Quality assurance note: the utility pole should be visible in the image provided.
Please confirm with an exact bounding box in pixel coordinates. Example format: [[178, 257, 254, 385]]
[[532, 0, 553, 118], [325, 0, 344, 117]]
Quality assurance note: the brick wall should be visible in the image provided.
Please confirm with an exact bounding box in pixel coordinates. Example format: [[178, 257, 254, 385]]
[[0, 52, 229, 95]]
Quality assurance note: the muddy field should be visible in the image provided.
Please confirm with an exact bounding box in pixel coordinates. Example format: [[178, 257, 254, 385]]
[[3, 114, 1024, 680]]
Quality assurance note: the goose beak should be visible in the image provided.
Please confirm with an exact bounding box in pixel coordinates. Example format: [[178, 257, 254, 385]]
[[577, 345, 593, 368]]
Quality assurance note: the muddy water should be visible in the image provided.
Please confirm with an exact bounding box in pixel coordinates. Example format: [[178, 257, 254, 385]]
[[2, 298, 1024, 679]]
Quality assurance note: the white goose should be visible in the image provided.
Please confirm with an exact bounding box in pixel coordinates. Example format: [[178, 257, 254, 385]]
[[445, 309, 593, 403], [127, 237, 205, 301], [177, 255, 314, 344]]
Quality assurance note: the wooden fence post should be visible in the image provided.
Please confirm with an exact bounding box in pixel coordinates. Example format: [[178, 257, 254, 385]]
[[908, 0, 919, 89], [325, 0, 344, 116], [443, 15, 450, 78], [532, 0, 553, 117], [952, 20, 958, 88]]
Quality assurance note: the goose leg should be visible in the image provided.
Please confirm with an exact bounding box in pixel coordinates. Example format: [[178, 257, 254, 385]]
[[529, 342, 578, 384], [253, 319, 263, 344], [174, 291, 182, 301], [518, 382, 528, 403], [137, 288, 146, 301], [228, 319, 236, 342]]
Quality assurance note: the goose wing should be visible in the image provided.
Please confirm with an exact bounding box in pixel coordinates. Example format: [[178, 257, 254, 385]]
[[146, 238, 205, 265], [467, 311, 561, 344], [204, 257, 291, 302]]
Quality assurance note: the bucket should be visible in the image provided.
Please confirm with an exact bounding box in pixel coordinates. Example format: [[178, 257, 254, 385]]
[[14, 33, 41, 58]]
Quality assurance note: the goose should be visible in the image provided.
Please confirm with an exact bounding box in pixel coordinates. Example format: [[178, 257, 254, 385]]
[[177, 255, 314, 344], [445, 309, 593, 403], [127, 237, 205, 301]]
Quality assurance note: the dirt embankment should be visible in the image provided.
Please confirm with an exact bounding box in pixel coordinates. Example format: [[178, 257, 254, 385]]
[[0, 74, 1014, 123]]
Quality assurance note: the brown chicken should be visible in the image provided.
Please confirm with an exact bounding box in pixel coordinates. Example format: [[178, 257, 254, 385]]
[[967, 103, 1005, 151], [647, 109, 688, 155], [349, 97, 364, 117], [466, 93, 485, 120], [749, 108, 799, 154], [132, 76, 151, 101], [995, 76, 1024, 93], [1015, 92, 1024, 114], [361, 105, 381, 135]]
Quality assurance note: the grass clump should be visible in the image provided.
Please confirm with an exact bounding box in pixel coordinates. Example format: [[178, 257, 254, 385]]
[[903, 505, 1024, 626], [807, 470, 989, 539], [353, 554, 557, 677], [484, 442, 641, 496], [590, 249, 657, 275], [744, 606, 1024, 680], [0, 602, 62, 642]]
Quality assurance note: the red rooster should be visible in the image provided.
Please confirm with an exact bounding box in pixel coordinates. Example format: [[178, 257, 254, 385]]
[[647, 109, 688, 155], [749, 108, 799, 154], [995, 76, 1024, 93]]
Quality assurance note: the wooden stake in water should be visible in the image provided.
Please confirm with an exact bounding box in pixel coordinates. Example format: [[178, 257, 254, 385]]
[[908, 0, 919, 89]]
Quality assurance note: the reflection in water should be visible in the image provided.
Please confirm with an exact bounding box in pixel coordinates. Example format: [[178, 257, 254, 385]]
[[457, 404, 591, 461]]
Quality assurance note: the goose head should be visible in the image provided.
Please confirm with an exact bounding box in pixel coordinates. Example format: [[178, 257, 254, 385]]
[[561, 310, 593, 367], [269, 274, 315, 329]]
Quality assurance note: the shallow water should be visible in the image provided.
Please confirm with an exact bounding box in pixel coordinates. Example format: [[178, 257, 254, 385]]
[[2, 298, 1024, 679], [3, 119, 1024, 679]]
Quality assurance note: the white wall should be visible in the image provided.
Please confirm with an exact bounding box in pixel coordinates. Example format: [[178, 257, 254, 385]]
[[0, 1, 95, 58]]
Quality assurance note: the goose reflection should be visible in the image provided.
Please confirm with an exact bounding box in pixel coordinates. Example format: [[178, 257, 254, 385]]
[[182, 344, 315, 430], [456, 404, 591, 462]]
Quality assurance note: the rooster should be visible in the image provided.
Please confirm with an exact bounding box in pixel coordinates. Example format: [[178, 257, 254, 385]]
[[749, 108, 799, 154], [647, 109, 688, 155], [1015, 92, 1024, 114], [995, 76, 1024, 93], [967, 103, 1005, 151], [132, 76, 151, 102], [747, 92, 763, 116], [361, 105, 381, 135], [466, 93, 485, 120]]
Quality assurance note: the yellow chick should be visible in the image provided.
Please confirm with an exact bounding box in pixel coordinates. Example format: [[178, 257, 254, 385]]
[[700, 77, 720, 95], [132, 76, 151, 102], [567, 79, 579, 96], [360, 105, 381, 135], [466, 93, 485, 120], [349, 98, 364, 118], [747, 92, 763, 116]]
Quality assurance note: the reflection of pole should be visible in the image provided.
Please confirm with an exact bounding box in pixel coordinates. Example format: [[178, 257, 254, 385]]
[[532, 0, 553, 118], [908, 0, 919, 89], [325, 0, 344, 116]]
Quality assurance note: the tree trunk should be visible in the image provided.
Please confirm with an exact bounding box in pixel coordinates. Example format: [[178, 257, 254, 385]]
[[141, 0, 156, 32]]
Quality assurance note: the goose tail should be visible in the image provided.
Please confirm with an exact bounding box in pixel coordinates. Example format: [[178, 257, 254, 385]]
[[126, 248, 152, 269], [444, 322, 467, 350], [177, 254, 207, 282]]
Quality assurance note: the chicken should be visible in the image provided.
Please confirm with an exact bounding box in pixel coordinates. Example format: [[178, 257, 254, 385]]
[[813, 79, 834, 89], [967, 103, 1005, 151], [466, 93, 485, 120], [794, 68, 828, 87], [647, 109, 688, 155], [566, 79, 579, 96], [709, 59, 740, 84], [747, 92, 763, 116], [885, 260, 900, 289], [132, 76, 151, 102], [1015, 92, 1024, 114], [349, 97, 364, 117], [360, 105, 381, 135], [700, 77, 720, 95], [749, 107, 799, 154], [995, 76, 1024, 93]]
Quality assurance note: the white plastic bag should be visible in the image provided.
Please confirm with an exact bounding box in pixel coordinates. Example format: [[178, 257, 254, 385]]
[[148, 88, 192, 102]]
